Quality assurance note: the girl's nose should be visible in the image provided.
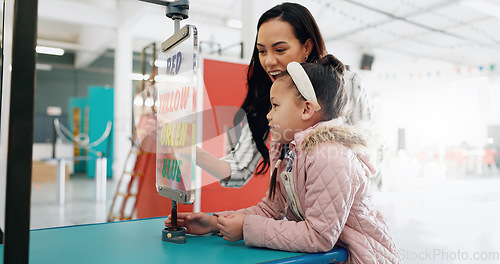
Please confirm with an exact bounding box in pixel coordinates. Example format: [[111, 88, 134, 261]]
[[266, 111, 271, 121]]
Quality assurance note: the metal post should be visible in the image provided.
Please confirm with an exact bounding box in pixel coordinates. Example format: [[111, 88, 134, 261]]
[[240, 42, 244, 59], [169, 3, 182, 234], [168, 1, 185, 229], [174, 19, 181, 33], [166, 0, 188, 33], [56, 159, 66, 205], [161, 0, 188, 244], [171, 200, 178, 227], [51, 118, 56, 158], [101, 157, 107, 201], [2, 0, 38, 262], [95, 156, 107, 202], [95, 157, 100, 201]]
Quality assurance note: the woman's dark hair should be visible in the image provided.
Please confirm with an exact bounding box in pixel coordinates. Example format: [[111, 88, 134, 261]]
[[235, 2, 327, 175], [268, 54, 347, 199]]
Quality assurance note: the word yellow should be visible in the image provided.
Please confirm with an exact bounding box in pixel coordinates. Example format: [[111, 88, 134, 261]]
[[162, 158, 181, 182], [160, 123, 188, 146], [159, 86, 192, 113]]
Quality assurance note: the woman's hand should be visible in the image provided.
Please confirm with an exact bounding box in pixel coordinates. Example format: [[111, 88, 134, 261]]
[[145, 113, 158, 140], [136, 113, 157, 153], [216, 212, 246, 241], [165, 212, 217, 235]]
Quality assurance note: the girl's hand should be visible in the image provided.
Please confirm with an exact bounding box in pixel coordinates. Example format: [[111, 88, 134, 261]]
[[216, 212, 246, 242], [164, 212, 217, 235]]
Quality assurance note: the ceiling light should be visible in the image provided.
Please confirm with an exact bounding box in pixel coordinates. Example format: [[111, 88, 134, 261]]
[[459, 0, 500, 19], [46, 106, 62, 116], [129, 73, 149, 81], [35, 46, 64, 56], [133, 95, 144, 106], [154, 60, 168, 67], [144, 97, 154, 107], [227, 19, 242, 29], [36, 63, 53, 71], [154, 75, 189, 83]]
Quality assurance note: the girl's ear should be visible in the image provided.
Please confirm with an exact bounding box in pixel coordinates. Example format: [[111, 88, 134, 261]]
[[301, 101, 316, 121]]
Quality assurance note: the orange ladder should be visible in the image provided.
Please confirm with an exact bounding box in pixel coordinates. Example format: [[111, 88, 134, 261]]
[[108, 139, 146, 221]]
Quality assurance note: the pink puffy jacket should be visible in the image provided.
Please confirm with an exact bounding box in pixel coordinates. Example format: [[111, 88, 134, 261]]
[[236, 119, 402, 263]]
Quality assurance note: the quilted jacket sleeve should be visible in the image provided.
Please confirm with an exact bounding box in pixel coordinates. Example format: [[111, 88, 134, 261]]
[[242, 144, 361, 252], [235, 182, 287, 220]]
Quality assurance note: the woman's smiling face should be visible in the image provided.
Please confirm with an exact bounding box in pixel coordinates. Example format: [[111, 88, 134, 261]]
[[256, 19, 312, 83]]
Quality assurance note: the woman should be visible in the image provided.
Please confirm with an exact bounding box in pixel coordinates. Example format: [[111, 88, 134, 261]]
[[197, 2, 374, 187]]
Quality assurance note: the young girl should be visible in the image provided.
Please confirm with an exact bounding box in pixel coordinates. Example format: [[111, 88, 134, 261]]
[[165, 55, 401, 263]]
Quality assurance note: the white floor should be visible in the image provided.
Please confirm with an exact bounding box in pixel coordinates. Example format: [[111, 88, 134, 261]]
[[30, 168, 500, 264], [375, 177, 500, 264], [30, 174, 118, 229]]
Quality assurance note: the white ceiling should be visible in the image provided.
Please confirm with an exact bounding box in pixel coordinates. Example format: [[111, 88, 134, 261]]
[[32, 0, 500, 69]]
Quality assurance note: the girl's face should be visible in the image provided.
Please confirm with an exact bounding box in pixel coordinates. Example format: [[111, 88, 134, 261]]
[[266, 77, 307, 144], [257, 19, 312, 82]]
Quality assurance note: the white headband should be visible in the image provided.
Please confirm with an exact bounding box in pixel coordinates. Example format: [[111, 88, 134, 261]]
[[287, 61, 321, 111]]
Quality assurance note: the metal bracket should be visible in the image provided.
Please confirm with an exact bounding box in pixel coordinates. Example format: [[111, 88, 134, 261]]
[[162, 227, 186, 244], [161, 25, 190, 52], [138, 0, 189, 20], [158, 186, 190, 204], [166, 0, 189, 20]]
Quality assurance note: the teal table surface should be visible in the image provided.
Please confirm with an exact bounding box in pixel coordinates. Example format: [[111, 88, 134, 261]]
[[0, 217, 348, 263]]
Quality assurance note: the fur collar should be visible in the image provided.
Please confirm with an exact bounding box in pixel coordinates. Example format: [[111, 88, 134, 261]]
[[297, 121, 378, 177], [301, 124, 368, 152]]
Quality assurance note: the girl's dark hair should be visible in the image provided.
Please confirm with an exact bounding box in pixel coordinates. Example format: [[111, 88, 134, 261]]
[[268, 54, 347, 199], [302, 54, 347, 120], [235, 2, 326, 176]]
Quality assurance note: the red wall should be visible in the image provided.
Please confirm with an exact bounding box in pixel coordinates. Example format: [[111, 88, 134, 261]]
[[200, 58, 268, 212]]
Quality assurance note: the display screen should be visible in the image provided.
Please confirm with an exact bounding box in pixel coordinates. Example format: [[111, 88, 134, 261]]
[[155, 25, 199, 204]]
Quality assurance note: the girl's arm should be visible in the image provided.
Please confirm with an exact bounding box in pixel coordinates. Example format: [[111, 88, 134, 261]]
[[217, 184, 287, 221], [216, 188, 287, 242], [235, 189, 286, 219], [242, 145, 360, 253]]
